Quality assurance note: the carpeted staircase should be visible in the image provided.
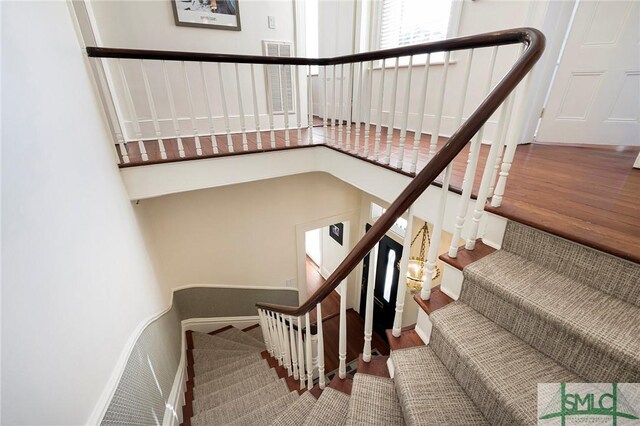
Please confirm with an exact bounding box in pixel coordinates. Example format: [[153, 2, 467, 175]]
[[182, 221, 639, 425]]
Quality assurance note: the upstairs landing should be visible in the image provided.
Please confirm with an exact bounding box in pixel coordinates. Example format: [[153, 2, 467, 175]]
[[117, 124, 640, 263]]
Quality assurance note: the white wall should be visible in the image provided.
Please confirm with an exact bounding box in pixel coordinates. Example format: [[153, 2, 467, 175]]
[[89, 0, 306, 140], [1, 2, 166, 425], [134, 173, 361, 291], [319, 222, 350, 279]]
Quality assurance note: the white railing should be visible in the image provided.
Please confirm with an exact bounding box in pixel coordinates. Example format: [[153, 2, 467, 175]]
[[87, 29, 544, 380]]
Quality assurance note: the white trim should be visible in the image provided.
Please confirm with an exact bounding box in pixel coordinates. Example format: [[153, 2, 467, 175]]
[[172, 283, 296, 292], [439, 262, 463, 301], [162, 336, 186, 426], [182, 315, 261, 334], [87, 304, 173, 425], [414, 310, 432, 344]]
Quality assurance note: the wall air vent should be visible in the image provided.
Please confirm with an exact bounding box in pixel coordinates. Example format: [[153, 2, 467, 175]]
[[262, 40, 295, 114]]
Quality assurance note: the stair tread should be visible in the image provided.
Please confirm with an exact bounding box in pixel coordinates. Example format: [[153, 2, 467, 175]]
[[392, 346, 487, 426], [345, 373, 404, 426], [302, 387, 350, 426], [194, 353, 263, 378], [501, 220, 640, 306], [226, 392, 299, 426], [192, 331, 264, 352], [192, 350, 259, 375], [215, 326, 266, 349], [193, 368, 280, 413], [194, 359, 273, 399], [465, 249, 640, 380], [269, 391, 318, 426], [191, 379, 290, 426], [244, 326, 265, 344], [430, 302, 581, 425]]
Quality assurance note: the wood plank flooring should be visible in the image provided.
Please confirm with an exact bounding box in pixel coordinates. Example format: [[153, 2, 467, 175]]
[[117, 121, 640, 263]]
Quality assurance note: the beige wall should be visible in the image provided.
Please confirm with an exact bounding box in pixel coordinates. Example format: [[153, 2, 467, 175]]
[[136, 172, 363, 292]]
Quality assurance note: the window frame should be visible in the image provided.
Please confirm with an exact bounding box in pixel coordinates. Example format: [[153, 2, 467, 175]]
[[371, 0, 463, 67]]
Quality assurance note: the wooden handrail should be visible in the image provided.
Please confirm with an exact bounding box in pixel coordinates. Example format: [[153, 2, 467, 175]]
[[255, 28, 545, 316], [86, 28, 538, 66]]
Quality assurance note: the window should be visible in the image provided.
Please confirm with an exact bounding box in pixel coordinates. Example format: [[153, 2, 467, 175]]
[[370, 202, 408, 237], [379, 0, 456, 50]]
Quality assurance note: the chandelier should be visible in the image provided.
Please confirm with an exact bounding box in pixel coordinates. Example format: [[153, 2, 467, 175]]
[[405, 222, 440, 293]]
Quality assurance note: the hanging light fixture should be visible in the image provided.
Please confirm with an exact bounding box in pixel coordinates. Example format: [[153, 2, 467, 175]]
[[405, 222, 440, 293]]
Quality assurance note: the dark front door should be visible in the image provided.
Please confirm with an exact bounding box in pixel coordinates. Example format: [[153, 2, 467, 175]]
[[359, 224, 403, 339]]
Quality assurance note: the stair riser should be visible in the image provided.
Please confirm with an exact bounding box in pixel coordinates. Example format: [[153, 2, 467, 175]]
[[460, 282, 640, 383]]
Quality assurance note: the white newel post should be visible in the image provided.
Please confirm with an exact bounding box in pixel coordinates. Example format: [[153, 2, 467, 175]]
[[338, 281, 347, 379], [393, 207, 415, 336], [363, 242, 377, 362], [316, 303, 325, 388], [305, 312, 313, 388], [288, 315, 298, 380], [297, 316, 305, 389]]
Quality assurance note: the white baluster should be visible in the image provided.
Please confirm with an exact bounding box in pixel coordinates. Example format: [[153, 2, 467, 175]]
[[331, 65, 337, 144], [266, 64, 276, 148], [393, 207, 415, 336], [345, 63, 354, 150], [337, 63, 345, 149], [363, 244, 377, 362], [140, 61, 166, 159], [307, 65, 314, 144], [409, 54, 431, 173], [363, 61, 374, 157], [217, 63, 233, 152], [279, 313, 292, 375], [338, 281, 347, 379], [446, 48, 484, 258], [200, 62, 219, 154], [373, 59, 386, 161], [268, 311, 280, 362], [421, 165, 453, 301], [258, 310, 270, 352], [354, 62, 364, 154], [282, 64, 291, 146], [316, 303, 325, 389], [295, 65, 302, 144], [428, 52, 451, 160], [117, 59, 148, 161], [384, 57, 400, 165], [161, 61, 185, 158], [305, 312, 313, 388], [250, 63, 262, 149], [396, 56, 414, 170], [466, 91, 515, 250], [234, 63, 248, 151], [323, 66, 328, 138], [297, 316, 305, 388], [288, 315, 299, 380], [182, 61, 202, 156], [491, 97, 518, 208]]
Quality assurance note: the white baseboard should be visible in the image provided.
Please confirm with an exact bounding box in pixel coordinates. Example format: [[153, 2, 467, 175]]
[[162, 346, 186, 426], [182, 315, 261, 334]]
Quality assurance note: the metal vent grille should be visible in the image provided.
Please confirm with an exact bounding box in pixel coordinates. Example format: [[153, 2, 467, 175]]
[[263, 40, 294, 114]]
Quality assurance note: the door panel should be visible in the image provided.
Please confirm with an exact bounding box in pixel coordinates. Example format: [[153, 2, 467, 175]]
[[537, 1, 639, 145]]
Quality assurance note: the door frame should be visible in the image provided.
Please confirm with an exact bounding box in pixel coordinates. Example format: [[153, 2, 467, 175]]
[[295, 210, 360, 306]]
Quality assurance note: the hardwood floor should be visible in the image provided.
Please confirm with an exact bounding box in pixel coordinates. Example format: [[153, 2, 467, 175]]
[[118, 121, 640, 263]]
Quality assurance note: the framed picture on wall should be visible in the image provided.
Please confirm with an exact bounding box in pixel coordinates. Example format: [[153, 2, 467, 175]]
[[172, 0, 241, 31], [329, 223, 344, 246]]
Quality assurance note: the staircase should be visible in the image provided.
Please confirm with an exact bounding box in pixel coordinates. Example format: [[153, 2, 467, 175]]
[[182, 221, 640, 425]]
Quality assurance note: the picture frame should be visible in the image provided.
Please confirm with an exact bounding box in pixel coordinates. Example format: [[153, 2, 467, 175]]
[[172, 0, 241, 31], [329, 223, 344, 246]]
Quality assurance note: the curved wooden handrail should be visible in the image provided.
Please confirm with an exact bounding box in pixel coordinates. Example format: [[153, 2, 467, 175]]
[[86, 28, 538, 66], [255, 27, 545, 316]]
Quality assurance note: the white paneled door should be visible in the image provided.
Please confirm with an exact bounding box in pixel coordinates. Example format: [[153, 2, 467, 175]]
[[537, 0, 639, 145]]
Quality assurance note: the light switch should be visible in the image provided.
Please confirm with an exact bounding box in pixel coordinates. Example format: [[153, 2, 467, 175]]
[[268, 16, 276, 29]]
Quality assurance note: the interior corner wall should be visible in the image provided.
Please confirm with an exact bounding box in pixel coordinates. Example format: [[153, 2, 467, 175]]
[[134, 172, 363, 292], [89, 0, 295, 55], [1, 2, 167, 425]]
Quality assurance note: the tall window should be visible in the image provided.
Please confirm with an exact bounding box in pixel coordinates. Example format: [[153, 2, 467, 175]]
[[379, 0, 455, 50]]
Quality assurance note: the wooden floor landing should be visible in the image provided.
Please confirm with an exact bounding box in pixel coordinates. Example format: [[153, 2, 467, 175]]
[[117, 123, 640, 263]]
